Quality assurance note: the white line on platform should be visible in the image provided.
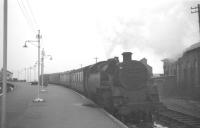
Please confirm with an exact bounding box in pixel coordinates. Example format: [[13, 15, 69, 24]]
[[99, 109, 130, 128], [0, 93, 3, 97]]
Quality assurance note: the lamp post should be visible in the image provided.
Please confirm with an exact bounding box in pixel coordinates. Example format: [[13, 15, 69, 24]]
[[41, 48, 52, 92], [17, 71, 19, 80], [24, 68, 27, 82], [27, 67, 29, 82], [23, 30, 44, 102], [29, 67, 32, 82], [19, 70, 22, 81], [1, 0, 7, 127], [34, 62, 37, 82]]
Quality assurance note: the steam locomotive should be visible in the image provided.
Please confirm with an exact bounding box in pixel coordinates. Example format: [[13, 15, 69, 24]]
[[44, 52, 160, 126]]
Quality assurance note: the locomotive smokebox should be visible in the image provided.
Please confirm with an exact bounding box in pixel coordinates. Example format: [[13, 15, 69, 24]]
[[122, 52, 132, 63]]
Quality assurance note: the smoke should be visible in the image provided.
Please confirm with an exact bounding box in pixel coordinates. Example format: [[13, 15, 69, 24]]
[[101, 0, 199, 59]]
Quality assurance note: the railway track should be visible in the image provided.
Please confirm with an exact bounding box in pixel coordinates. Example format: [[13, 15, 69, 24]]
[[158, 108, 200, 128]]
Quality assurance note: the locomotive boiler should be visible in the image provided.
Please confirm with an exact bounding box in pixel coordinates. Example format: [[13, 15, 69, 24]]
[[86, 52, 158, 124], [46, 52, 160, 126]]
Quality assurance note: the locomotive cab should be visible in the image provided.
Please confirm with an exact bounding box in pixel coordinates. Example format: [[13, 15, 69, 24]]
[[86, 58, 120, 111]]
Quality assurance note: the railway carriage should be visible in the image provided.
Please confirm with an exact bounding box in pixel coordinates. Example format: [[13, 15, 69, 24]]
[[46, 52, 161, 126], [48, 73, 60, 84], [70, 68, 85, 92], [60, 71, 71, 86]]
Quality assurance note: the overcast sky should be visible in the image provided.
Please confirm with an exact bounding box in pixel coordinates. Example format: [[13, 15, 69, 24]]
[[0, 0, 199, 79]]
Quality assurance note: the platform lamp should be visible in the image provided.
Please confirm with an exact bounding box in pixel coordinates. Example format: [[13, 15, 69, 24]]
[[23, 30, 44, 102], [41, 48, 52, 92], [33, 62, 37, 82], [29, 66, 32, 82]]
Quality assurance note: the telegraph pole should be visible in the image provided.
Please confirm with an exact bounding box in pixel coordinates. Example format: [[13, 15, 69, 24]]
[[94, 57, 98, 63], [191, 4, 200, 38], [191, 4, 200, 92], [1, 0, 8, 127]]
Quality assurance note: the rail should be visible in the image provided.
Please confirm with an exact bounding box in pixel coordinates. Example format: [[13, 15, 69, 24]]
[[158, 108, 200, 128]]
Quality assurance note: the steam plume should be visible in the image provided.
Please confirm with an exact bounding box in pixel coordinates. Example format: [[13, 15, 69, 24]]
[[102, 0, 199, 59]]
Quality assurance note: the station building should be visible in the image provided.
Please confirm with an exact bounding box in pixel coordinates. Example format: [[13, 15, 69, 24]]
[[0, 68, 13, 81], [162, 42, 200, 100]]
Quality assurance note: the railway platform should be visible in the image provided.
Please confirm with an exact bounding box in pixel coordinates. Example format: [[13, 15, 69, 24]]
[[0, 82, 131, 128], [161, 98, 200, 118]]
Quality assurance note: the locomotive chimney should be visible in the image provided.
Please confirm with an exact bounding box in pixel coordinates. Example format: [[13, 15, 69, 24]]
[[122, 52, 132, 63]]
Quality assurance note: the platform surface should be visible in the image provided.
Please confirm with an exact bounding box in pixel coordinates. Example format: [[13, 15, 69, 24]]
[[0, 82, 129, 128]]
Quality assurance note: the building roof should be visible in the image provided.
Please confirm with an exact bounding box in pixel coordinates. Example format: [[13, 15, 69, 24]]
[[184, 42, 200, 53], [0, 68, 13, 74], [162, 58, 176, 63], [162, 42, 200, 63]]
